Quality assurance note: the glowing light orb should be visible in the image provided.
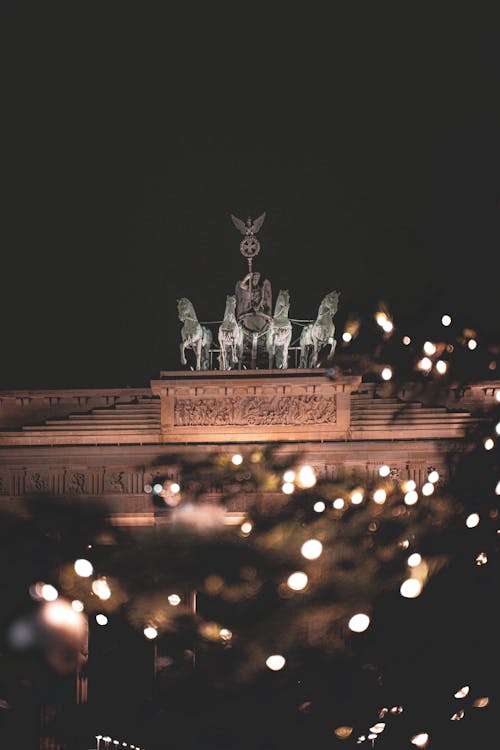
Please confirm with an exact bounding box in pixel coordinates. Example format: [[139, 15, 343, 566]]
[[332, 497, 345, 509], [381, 367, 392, 381], [351, 491, 363, 505], [92, 578, 111, 600], [435, 359, 447, 374], [313, 501, 326, 513], [369, 723, 386, 734], [418, 357, 432, 371], [168, 594, 181, 606], [144, 626, 158, 639], [231, 453, 243, 465], [467, 339, 477, 350], [297, 464, 317, 488], [441, 314, 452, 326], [454, 685, 470, 698], [42, 599, 83, 628], [301, 539, 323, 560], [334, 725, 353, 739], [376, 312, 387, 326], [466, 513, 480, 528], [282, 482, 295, 494], [342, 331, 352, 342], [287, 571, 308, 591], [29, 582, 45, 601], [283, 470, 295, 482], [96, 614, 108, 625], [379, 464, 390, 477], [41, 584, 58, 601], [495, 481, 500, 496], [427, 470, 439, 483], [403, 479, 416, 492], [475, 552, 488, 565], [404, 490, 419, 505], [348, 613, 370, 633], [421, 482, 434, 496], [484, 437, 494, 451], [266, 654, 286, 671], [219, 628, 232, 641], [170, 482, 180, 494], [382, 320, 393, 333], [153, 483, 164, 494], [423, 341, 436, 356], [373, 489, 387, 504], [473, 697, 489, 707], [240, 521, 253, 535], [407, 553, 422, 567], [402, 335, 411, 345], [411, 732, 429, 747], [71, 600, 84, 612], [496, 390, 500, 402], [495, 422, 500, 435], [74, 558, 93, 577], [400, 578, 422, 598]]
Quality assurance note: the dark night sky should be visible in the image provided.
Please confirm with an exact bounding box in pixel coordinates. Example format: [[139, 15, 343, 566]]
[[1, 5, 499, 389]]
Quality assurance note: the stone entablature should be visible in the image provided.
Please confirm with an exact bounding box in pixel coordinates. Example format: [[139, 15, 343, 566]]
[[0, 373, 494, 447], [151, 370, 361, 442]]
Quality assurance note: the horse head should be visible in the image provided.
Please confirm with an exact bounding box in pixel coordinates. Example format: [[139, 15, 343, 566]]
[[274, 289, 290, 317], [225, 294, 237, 316], [177, 297, 196, 322], [321, 290, 340, 317]]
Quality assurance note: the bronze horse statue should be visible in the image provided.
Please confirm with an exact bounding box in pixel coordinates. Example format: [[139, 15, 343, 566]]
[[299, 290, 340, 368], [177, 297, 212, 370], [218, 294, 244, 370], [266, 289, 292, 369]]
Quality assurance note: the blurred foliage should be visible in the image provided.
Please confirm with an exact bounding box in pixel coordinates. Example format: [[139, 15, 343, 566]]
[[1, 303, 499, 749], [0, 414, 499, 750]]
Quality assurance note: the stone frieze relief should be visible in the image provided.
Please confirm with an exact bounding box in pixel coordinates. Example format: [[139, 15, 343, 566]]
[[174, 394, 337, 427]]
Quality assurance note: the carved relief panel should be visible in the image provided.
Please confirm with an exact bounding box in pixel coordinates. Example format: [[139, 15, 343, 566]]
[[152, 372, 361, 443]]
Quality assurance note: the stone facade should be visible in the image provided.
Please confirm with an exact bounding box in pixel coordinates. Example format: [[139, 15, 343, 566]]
[[1, 369, 497, 527]]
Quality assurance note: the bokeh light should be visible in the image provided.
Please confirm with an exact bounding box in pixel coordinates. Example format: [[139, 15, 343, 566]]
[[266, 654, 285, 671], [348, 613, 370, 633]]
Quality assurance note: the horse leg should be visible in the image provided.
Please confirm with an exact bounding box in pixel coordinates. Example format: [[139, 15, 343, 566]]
[[180, 342, 187, 366], [230, 342, 237, 368], [267, 335, 274, 369], [236, 336, 243, 369], [310, 344, 318, 368], [218, 335, 226, 370], [195, 340, 202, 370], [299, 340, 309, 368], [282, 344, 289, 369], [276, 346, 283, 369]]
